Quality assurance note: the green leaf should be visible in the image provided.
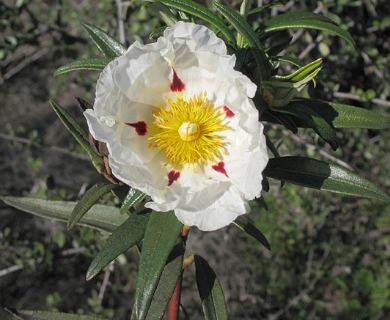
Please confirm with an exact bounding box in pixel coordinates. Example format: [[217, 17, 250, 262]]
[[145, 240, 184, 320], [150, 0, 235, 44], [133, 211, 183, 320], [68, 183, 117, 229], [0, 196, 127, 232], [262, 109, 298, 133], [264, 156, 390, 201], [82, 23, 126, 58], [147, 2, 178, 26], [233, 217, 271, 250], [120, 188, 146, 214], [288, 99, 390, 129], [214, 2, 262, 49], [86, 208, 152, 281], [262, 12, 355, 47], [4, 308, 106, 320], [49, 100, 105, 173], [213, 3, 271, 81], [54, 58, 111, 76], [195, 255, 228, 320], [248, 3, 283, 16], [275, 103, 339, 150]]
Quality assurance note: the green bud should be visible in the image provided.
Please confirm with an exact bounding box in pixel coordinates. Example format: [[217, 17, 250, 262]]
[[262, 58, 322, 108]]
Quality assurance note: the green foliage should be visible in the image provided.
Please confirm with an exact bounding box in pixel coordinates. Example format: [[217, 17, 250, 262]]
[[1, 196, 127, 232], [133, 211, 183, 320], [1, 0, 389, 319], [195, 255, 228, 320], [68, 183, 117, 229], [86, 208, 152, 281]]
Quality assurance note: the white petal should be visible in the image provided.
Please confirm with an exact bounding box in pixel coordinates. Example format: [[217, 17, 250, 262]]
[[173, 186, 249, 231]]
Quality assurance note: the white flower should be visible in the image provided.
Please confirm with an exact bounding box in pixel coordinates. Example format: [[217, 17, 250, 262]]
[[84, 21, 269, 231]]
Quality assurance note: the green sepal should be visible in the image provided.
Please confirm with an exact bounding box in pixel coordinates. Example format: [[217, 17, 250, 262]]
[[76, 97, 93, 112], [4, 308, 106, 320], [148, 0, 235, 45], [68, 183, 117, 229], [120, 187, 146, 214], [233, 216, 271, 250], [145, 239, 185, 320], [262, 59, 322, 107], [133, 211, 183, 320], [82, 23, 126, 58], [49, 100, 105, 174], [275, 58, 322, 82], [86, 208, 152, 281], [0, 196, 127, 232], [264, 156, 390, 201], [54, 58, 112, 76], [262, 12, 355, 47], [195, 255, 228, 320]]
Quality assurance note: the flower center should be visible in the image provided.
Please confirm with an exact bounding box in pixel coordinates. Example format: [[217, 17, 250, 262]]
[[149, 93, 228, 168], [178, 121, 200, 141]]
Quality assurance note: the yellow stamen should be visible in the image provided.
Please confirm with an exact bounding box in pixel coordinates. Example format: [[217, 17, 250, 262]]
[[149, 93, 228, 168]]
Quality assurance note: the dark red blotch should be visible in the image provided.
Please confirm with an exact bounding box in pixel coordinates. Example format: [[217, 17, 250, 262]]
[[223, 105, 235, 118], [170, 69, 185, 92], [167, 170, 181, 186], [212, 161, 229, 177], [126, 121, 147, 136]]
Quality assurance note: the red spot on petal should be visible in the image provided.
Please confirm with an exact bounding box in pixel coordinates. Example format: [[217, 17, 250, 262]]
[[171, 69, 185, 92], [126, 121, 147, 136], [212, 161, 229, 177], [167, 170, 181, 186], [223, 105, 235, 118]]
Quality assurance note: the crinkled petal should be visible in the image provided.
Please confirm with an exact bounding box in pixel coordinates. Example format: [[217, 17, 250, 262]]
[[173, 186, 249, 231]]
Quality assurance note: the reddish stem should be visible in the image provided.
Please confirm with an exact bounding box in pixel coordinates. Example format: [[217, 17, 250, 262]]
[[167, 275, 182, 320], [167, 226, 191, 320]]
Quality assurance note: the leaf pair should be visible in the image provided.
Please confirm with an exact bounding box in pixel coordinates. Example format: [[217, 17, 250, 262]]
[[54, 23, 125, 76]]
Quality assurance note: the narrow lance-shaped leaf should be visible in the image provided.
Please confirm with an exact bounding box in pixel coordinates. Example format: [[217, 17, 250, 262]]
[[120, 187, 146, 214], [133, 211, 183, 320], [262, 12, 355, 47], [264, 156, 390, 201], [49, 100, 105, 173], [287, 99, 390, 129], [0, 196, 127, 232], [149, 0, 235, 45], [82, 23, 126, 58], [214, 2, 262, 49], [248, 3, 283, 16], [68, 183, 117, 229], [195, 255, 228, 320], [4, 308, 106, 320], [275, 103, 339, 150], [214, 2, 271, 81], [145, 239, 185, 320], [54, 58, 111, 76], [147, 2, 178, 26], [233, 217, 271, 250], [86, 208, 152, 281]]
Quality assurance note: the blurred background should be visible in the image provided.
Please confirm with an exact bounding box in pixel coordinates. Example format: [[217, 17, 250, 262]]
[[1, 0, 389, 319]]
